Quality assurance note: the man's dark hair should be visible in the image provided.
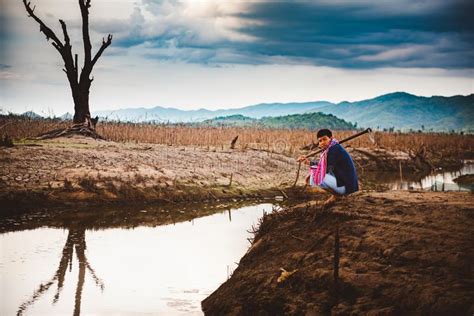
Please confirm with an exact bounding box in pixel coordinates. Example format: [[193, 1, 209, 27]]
[[317, 129, 332, 138]]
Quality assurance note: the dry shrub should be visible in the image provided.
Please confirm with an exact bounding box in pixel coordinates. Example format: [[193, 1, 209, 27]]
[[63, 178, 74, 191], [78, 177, 98, 192]]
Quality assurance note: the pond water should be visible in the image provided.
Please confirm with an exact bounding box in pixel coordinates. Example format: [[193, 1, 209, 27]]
[[0, 203, 276, 315], [388, 162, 474, 192]]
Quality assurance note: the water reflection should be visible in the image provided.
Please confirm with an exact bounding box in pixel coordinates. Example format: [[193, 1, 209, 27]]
[[1, 203, 275, 315], [16, 228, 104, 316], [388, 163, 473, 192]]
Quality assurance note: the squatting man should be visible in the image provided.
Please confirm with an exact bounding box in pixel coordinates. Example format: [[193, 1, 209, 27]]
[[297, 129, 359, 205]]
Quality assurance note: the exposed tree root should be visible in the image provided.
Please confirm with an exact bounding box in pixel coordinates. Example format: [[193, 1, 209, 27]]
[[36, 124, 105, 140]]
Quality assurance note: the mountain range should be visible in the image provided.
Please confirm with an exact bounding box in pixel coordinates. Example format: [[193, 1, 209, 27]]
[[19, 92, 474, 132], [90, 92, 472, 131], [91, 101, 332, 123]]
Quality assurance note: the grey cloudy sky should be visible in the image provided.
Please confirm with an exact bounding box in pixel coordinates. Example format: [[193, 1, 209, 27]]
[[1, 0, 473, 115]]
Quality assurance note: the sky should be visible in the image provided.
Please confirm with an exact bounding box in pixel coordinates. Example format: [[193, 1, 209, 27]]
[[1, 0, 473, 116]]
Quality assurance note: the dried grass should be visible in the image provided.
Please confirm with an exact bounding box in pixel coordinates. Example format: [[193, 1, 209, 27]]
[[1, 117, 472, 157]]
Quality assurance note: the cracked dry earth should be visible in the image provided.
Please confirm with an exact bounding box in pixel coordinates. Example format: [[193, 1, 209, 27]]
[[0, 137, 299, 193], [0, 135, 420, 195]]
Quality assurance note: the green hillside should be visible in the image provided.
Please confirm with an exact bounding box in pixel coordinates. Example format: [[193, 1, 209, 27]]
[[200, 112, 355, 130]]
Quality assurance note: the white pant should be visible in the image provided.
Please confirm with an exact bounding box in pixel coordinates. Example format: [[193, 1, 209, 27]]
[[319, 173, 346, 195]]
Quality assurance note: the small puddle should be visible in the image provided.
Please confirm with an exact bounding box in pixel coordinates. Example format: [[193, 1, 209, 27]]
[[0, 203, 276, 315], [388, 162, 474, 192]]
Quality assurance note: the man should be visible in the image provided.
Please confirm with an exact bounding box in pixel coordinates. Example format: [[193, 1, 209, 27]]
[[297, 129, 359, 205]]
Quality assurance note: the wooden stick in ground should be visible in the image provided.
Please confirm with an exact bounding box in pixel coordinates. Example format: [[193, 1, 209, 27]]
[[230, 135, 238, 149], [292, 161, 302, 187], [333, 221, 340, 300]]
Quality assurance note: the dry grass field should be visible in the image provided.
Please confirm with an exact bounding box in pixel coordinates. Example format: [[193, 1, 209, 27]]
[[1, 117, 473, 158]]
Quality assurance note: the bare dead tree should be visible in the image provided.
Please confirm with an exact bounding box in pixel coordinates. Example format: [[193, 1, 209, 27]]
[[22, 0, 112, 130]]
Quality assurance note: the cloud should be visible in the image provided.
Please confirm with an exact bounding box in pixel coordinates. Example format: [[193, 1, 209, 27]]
[[231, 0, 474, 68], [111, 0, 258, 61], [107, 0, 474, 69]]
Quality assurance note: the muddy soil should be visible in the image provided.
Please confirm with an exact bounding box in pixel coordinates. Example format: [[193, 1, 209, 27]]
[[454, 174, 474, 185], [202, 191, 474, 315]]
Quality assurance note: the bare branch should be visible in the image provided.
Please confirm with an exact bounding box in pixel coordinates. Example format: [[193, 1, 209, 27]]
[[22, 0, 64, 51], [17, 279, 56, 315], [59, 19, 71, 46], [91, 34, 112, 68], [79, 0, 92, 65], [57, 19, 77, 82], [84, 259, 105, 290], [52, 42, 61, 50]]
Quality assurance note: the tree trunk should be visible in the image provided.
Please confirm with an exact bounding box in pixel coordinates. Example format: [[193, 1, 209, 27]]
[[72, 85, 91, 124]]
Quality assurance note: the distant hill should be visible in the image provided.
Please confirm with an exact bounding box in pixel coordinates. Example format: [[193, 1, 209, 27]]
[[92, 101, 332, 123], [312, 92, 474, 132], [21, 111, 42, 119], [260, 112, 355, 130], [200, 114, 258, 127], [200, 112, 355, 130], [60, 112, 73, 120]]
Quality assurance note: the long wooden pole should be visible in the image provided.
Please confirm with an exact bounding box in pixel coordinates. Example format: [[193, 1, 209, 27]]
[[305, 128, 372, 159]]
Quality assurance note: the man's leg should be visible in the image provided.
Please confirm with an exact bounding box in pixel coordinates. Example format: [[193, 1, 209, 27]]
[[319, 174, 346, 206]]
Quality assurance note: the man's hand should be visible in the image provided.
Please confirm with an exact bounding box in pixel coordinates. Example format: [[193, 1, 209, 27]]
[[297, 155, 310, 164]]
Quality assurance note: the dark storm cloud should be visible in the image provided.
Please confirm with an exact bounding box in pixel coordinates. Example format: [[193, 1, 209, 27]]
[[230, 0, 474, 68], [115, 0, 474, 68]]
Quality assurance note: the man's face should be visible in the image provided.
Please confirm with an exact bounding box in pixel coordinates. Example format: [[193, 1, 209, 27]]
[[318, 135, 332, 149]]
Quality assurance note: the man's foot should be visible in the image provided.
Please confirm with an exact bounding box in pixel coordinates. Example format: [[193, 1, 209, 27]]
[[323, 195, 338, 207], [307, 186, 327, 194]]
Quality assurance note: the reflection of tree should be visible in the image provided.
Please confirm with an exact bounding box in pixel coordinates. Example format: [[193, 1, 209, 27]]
[[17, 228, 104, 316]]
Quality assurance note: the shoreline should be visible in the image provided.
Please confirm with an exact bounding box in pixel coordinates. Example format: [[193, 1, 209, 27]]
[[0, 184, 308, 217], [0, 197, 280, 234]]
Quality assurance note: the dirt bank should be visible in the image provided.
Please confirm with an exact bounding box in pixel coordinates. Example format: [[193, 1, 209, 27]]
[[202, 191, 474, 315], [0, 136, 462, 213], [455, 174, 474, 185]]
